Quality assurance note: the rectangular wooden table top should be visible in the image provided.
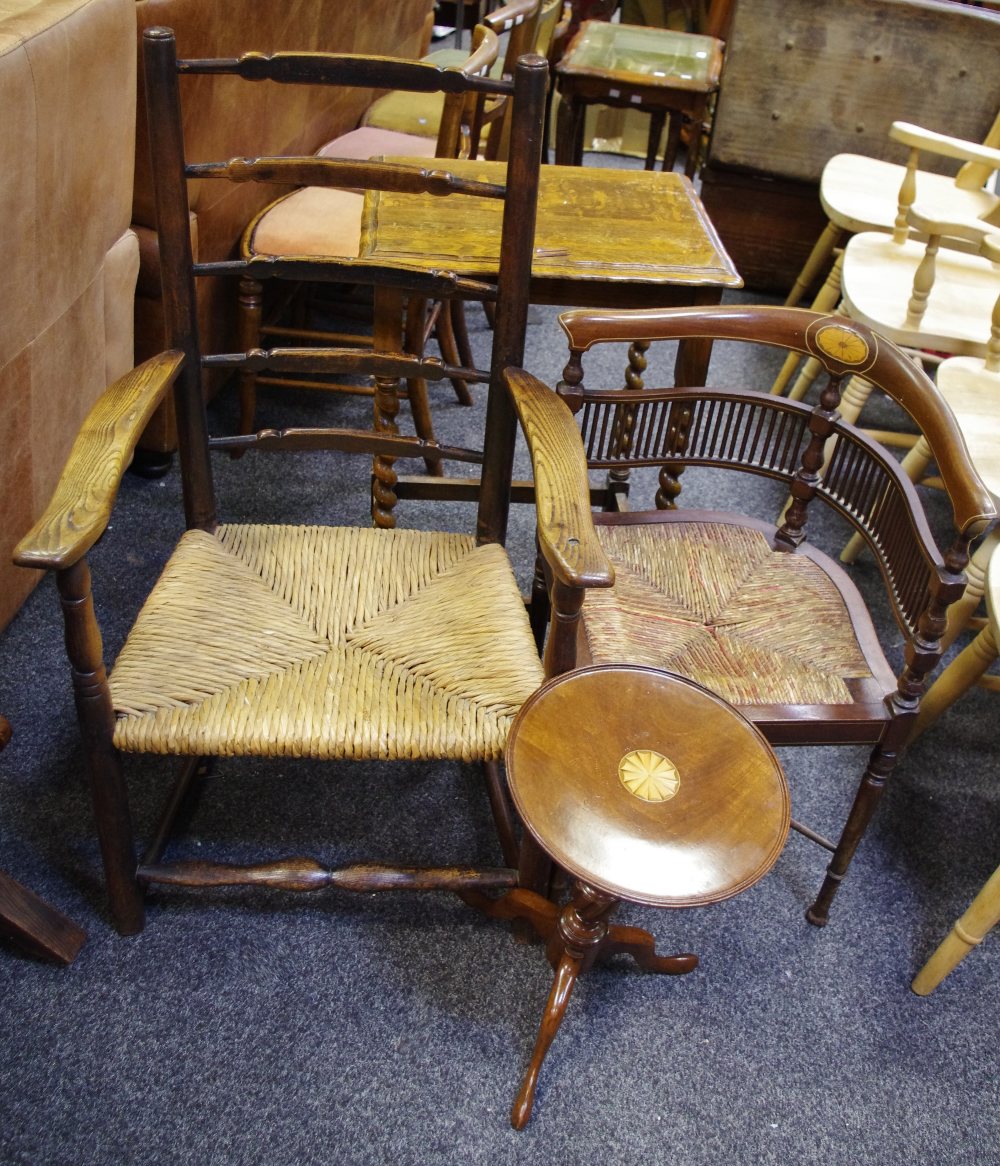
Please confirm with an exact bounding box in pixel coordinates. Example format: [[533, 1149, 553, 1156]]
[[360, 160, 742, 305]]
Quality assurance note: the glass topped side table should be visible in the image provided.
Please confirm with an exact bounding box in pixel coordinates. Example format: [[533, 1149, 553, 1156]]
[[555, 19, 724, 174]]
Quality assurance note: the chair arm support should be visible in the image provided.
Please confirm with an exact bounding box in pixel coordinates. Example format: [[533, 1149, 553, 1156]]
[[890, 121, 1000, 172], [505, 367, 614, 590], [13, 351, 186, 572], [907, 204, 1000, 246]]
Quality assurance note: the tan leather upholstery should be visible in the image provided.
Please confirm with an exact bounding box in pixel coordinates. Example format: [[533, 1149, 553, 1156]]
[[131, 0, 437, 452], [0, 0, 139, 629]]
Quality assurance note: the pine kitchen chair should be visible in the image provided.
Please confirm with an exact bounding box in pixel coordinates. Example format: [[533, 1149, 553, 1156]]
[[13, 29, 550, 936]]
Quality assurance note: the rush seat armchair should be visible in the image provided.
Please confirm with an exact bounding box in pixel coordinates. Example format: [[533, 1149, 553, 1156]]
[[13, 29, 550, 936], [505, 304, 997, 924]]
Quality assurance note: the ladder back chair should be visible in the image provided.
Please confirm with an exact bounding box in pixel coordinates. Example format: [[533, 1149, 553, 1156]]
[[236, 22, 503, 444], [505, 305, 997, 925], [13, 28, 550, 936]]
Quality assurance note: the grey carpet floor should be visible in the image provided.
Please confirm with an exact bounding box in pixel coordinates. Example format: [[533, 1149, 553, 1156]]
[[0, 274, 997, 1162]]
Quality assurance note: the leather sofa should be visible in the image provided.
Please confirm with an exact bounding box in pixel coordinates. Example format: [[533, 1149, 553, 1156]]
[[1, 0, 435, 629], [0, 0, 140, 629], [131, 0, 436, 454]]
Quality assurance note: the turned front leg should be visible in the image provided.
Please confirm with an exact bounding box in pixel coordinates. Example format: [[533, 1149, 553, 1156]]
[[57, 559, 143, 935]]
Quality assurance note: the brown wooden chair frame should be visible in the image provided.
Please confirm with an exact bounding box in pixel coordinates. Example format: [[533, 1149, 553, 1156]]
[[236, 21, 507, 443], [506, 304, 997, 925], [14, 29, 549, 936]]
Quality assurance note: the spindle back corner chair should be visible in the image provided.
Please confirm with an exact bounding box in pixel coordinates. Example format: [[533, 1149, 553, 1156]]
[[13, 29, 550, 935], [504, 305, 997, 924]]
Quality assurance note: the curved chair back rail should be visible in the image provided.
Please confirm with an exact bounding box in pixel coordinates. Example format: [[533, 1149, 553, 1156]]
[[557, 305, 997, 541], [506, 301, 998, 929]]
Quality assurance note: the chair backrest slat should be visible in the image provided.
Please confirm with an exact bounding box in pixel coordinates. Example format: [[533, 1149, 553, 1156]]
[[142, 25, 547, 543], [552, 305, 998, 638]]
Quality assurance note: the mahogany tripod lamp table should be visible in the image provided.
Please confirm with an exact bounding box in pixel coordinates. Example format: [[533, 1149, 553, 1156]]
[[555, 20, 724, 174], [502, 665, 790, 1128]]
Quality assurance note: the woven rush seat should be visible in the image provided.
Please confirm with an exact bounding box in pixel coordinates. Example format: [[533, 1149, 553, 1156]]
[[109, 525, 544, 761], [583, 518, 887, 712]]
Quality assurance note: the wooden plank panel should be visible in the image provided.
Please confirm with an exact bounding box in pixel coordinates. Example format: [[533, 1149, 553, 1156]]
[[710, 0, 1000, 182]]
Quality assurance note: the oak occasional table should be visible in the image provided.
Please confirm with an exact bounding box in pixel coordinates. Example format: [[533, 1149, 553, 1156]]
[[488, 665, 790, 1128], [362, 158, 741, 528], [554, 20, 725, 175]]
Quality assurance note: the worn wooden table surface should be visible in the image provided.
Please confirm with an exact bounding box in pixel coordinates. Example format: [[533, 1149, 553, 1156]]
[[361, 158, 741, 310]]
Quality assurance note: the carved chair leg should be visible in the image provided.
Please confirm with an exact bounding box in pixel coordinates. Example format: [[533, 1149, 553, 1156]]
[[773, 259, 845, 396], [645, 108, 666, 170], [807, 736, 903, 927], [450, 299, 474, 370], [661, 108, 683, 174], [938, 530, 997, 654], [784, 219, 842, 308], [911, 862, 1000, 995], [372, 287, 404, 529], [910, 621, 997, 739], [482, 759, 520, 869], [403, 296, 442, 475], [0, 870, 86, 965], [434, 300, 474, 405], [528, 552, 550, 652], [237, 275, 264, 441], [518, 831, 554, 900]]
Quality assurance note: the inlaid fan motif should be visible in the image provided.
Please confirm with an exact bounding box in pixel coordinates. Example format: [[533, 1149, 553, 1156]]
[[618, 748, 681, 802]]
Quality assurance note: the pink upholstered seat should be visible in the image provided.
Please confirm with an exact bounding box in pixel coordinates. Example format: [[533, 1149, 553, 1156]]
[[243, 129, 437, 260]]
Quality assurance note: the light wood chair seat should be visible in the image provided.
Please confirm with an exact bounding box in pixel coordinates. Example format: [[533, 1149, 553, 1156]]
[[109, 526, 543, 760], [819, 152, 999, 241], [841, 228, 1000, 357], [242, 118, 452, 256], [783, 113, 1000, 310], [242, 127, 440, 260]]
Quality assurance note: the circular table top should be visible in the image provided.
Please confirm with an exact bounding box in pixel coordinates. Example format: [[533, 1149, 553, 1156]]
[[505, 665, 790, 908]]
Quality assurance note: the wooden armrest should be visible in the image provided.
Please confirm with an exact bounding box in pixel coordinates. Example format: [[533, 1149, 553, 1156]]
[[504, 367, 614, 589], [13, 351, 185, 572], [890, 121, 1000, 171], [907, 203, 1000, 247]]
